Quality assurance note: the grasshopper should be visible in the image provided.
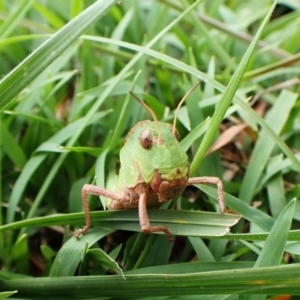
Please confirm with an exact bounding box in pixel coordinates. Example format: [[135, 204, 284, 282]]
[[75, 83, 226, 240]]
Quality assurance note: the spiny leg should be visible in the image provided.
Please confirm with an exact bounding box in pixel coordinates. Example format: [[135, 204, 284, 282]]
[[138, 192, 173, 241], [75, 184, 122, 238], [188, 177, 226, 213]]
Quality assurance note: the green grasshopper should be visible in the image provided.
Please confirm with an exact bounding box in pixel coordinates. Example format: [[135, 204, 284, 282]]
[[76, 83, 226, 240]]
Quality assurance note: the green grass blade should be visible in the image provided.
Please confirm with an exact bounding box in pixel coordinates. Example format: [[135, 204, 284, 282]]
[[0, 117, 2, 259], [180, 118, 210, 152], [0, 291, 17, 300], [190, 0, 277, 175], [0, 0, 118, 110], [266, 155, 286, 218], [0, 0, 35, 39], [0, 210, 240, 238], [88, 248, 125, 278], [222, 229, 300, 242], [235, 96, 300, 173], [189, 237, 215, 262], [180, 0, 232, 65], [1, 125, 27, 169], [257, 199, 295, 260], [32, 2, 65, 29], [49, 228, 113, 277], [198, 185, 274, 231], [2, 264, 300, 298], [239, 90, 298, 203], [125, 261, 254, 275], [239, 199, 296, 300], [257, 153, 300, 196], [6, 155, 46, 224]]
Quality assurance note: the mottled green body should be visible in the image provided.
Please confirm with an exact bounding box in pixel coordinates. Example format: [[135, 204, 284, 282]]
[[107, 120, 189, 209]]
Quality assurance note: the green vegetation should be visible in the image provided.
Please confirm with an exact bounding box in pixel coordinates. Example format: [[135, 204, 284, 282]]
[[1, 0, 300, 299]]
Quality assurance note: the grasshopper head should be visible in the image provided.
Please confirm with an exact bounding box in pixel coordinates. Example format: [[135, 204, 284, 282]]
[[137, 121, 189, 202]]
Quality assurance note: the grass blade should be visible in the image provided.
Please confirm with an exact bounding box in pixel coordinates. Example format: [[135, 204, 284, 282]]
[[239, 90, 298, 203], [49, 228, 113, 277], [2, 264, 300, 298], [0, 0, 119, 110], [0, 210, 241, 238], [190, 0, 277, 175], [0, 0, 35, 38], [239, 199, 296, 300]]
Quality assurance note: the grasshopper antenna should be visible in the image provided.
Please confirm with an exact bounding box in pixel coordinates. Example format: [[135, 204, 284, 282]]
[[172, 80, 203, 135], [129, 92, 163, 142]]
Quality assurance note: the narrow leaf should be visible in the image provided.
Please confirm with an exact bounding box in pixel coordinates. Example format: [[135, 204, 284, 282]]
[[239, 199, 296, 300], [0, 0, 119, 110], [49, 228, 113, 277], [190, 0, 278, 175]]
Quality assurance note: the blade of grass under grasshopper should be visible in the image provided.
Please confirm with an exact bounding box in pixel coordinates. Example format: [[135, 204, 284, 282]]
[[0, 210, 241, 238]]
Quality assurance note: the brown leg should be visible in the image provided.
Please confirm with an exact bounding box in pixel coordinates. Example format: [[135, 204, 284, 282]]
[[75, 184, 123, 238], [188, 177, 226, 213], [138, 192, 173, 241]]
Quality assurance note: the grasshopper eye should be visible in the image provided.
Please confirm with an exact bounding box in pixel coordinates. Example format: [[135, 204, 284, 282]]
[[139, 129, 153, 150]]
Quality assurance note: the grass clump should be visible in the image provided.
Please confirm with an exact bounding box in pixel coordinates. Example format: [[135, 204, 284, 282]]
[[1, 1, 300, 299]]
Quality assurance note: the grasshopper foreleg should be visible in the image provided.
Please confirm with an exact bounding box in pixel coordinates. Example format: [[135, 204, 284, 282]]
[[188, 177, 226, 213], [139, 192, 173, 241], [75, 184, 122, 238]]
